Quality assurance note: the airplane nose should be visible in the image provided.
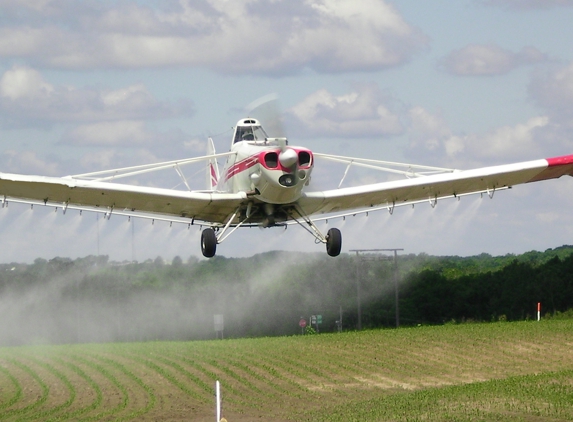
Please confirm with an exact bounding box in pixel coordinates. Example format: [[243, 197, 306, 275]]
[[279, 148, 298, 168]]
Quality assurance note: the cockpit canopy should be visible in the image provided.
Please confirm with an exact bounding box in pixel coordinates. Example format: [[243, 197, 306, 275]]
[[233, 118, 269, 144]]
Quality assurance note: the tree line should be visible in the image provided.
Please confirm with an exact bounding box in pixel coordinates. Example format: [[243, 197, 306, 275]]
[[1, 246, 572, 346]]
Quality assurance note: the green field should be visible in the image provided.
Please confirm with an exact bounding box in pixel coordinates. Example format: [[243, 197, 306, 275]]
[[1, 321, 573, 421]]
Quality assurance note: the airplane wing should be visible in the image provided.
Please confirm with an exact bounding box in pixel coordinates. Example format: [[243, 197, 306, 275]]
[[298, 155, 573, 216], [0, 172, 246, 225], [2, 154, 573, 227]]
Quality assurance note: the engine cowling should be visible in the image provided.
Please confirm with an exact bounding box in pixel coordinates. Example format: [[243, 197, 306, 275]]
[[251, 147, 313, 204]]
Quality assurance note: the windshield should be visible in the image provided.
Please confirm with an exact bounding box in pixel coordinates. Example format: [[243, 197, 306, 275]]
[[234, 125, 268, 143]]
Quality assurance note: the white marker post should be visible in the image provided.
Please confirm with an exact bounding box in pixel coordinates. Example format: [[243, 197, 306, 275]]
[[215, 380, 221, 421], [537, 302, 541, 321]]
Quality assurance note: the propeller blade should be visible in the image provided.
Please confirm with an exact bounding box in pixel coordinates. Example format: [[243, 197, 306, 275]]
[[245, 93, 286, 138]]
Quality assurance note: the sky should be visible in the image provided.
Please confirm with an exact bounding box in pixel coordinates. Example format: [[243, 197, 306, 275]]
[[1, 0, 573, 263]]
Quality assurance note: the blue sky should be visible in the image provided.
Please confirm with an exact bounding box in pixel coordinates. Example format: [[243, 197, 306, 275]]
[[1, 0, 573, 263]]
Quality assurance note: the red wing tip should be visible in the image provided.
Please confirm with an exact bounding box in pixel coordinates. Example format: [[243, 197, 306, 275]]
[[546, 154, 573, 167]]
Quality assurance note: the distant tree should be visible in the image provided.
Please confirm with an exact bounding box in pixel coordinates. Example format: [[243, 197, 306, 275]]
[[172, 256, 183, 267], [49, 257, 73, 272], [3, 246, 573, 346], [186, 256, 199, 266]]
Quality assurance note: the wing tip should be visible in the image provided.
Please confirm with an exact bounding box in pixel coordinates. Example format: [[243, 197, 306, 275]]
[[546, 154, 573, 167], [529, 154, 573, 182]]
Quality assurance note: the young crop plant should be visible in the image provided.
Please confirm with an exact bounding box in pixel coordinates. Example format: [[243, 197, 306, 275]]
[[66, 354, 127, 420], [1, 320, 573, 419], [1, 358, 50, 419], [83, 352, 156, 419], [20, 355, 77, 421], [0, 363, 23, 412], [52, 357, 104, 420]]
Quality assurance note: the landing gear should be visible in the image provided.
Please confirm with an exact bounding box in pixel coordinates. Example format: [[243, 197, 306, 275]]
[[200, 206, 342, 258], [287, 206, 343, 257], [201, 228, 217, 258], [326, 228, 342, 257]]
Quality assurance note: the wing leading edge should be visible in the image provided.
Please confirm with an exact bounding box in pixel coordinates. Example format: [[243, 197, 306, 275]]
[[2, 154, 573, 227], [0, 173, 246, 225], [299, 154, 573, 216]]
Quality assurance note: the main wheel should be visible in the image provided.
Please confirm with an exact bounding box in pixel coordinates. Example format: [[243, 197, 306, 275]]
[[326, 228, 342, 257], [201, 228, 217, 258]]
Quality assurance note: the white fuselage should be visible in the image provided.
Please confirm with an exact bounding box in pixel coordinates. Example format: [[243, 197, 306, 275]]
[[215, 119, 314, 224], [219, 141, 313, 205]]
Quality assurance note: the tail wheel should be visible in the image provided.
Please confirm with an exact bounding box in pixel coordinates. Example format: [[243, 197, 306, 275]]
[[201, 228, 217, 258], [326, 228, 342, 257]]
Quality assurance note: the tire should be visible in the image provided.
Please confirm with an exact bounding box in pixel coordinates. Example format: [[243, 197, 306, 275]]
[[326, 228, 342, 257], [201, 228, 217, 258]]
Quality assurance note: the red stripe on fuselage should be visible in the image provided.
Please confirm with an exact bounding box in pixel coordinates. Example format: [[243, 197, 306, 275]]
[[223, 155, 259, 183]]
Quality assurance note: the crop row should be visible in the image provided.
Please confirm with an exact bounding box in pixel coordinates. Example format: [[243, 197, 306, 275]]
[[306, 370, 573, 421], [0, 320, 572, 420]]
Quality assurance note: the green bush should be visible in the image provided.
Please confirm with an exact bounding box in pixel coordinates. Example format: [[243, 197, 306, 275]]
[[304, 326, 317, 335], [545, 308, 573, 320]]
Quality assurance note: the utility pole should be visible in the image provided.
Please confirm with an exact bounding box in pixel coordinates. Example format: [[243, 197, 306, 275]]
[[391, 249, 400, 328], [131, 218, 136, 262], [350, 248, 404, 329], [355, 254, 362, 330]]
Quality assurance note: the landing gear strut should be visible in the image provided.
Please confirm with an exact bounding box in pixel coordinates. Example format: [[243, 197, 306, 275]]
[[200, 206, 343, 258], [326, 228, 342, 257], [200, 206, 255, 258], [287, 206, 343, 257], [201, 228, 217, 258]]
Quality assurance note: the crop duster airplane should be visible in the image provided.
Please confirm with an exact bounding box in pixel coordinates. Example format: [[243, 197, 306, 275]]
[[1, 117, 573, 258]]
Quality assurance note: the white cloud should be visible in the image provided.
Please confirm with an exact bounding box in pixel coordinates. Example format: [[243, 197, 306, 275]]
[[183, 138, 205, 153], [0, 66, 193, 127], [61, 120, 196, 158], [73, 146, 209, 190], [0, 65, 54, 100], [62, 121, 156, 147], [406, 105, 553, 167], [0, 149, 60, 175], [408, 106, 452, 152], [479, 0, 573, 10], [464, 116, 550, 160], [78, 149, 120, 172], [286, 83, 405, 138], [440, 44, 547, 76], [286, 84, 564, 166], [529, 62, 573, 126], [77, 148, 165, 173], [0, 0, 428, 74]]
